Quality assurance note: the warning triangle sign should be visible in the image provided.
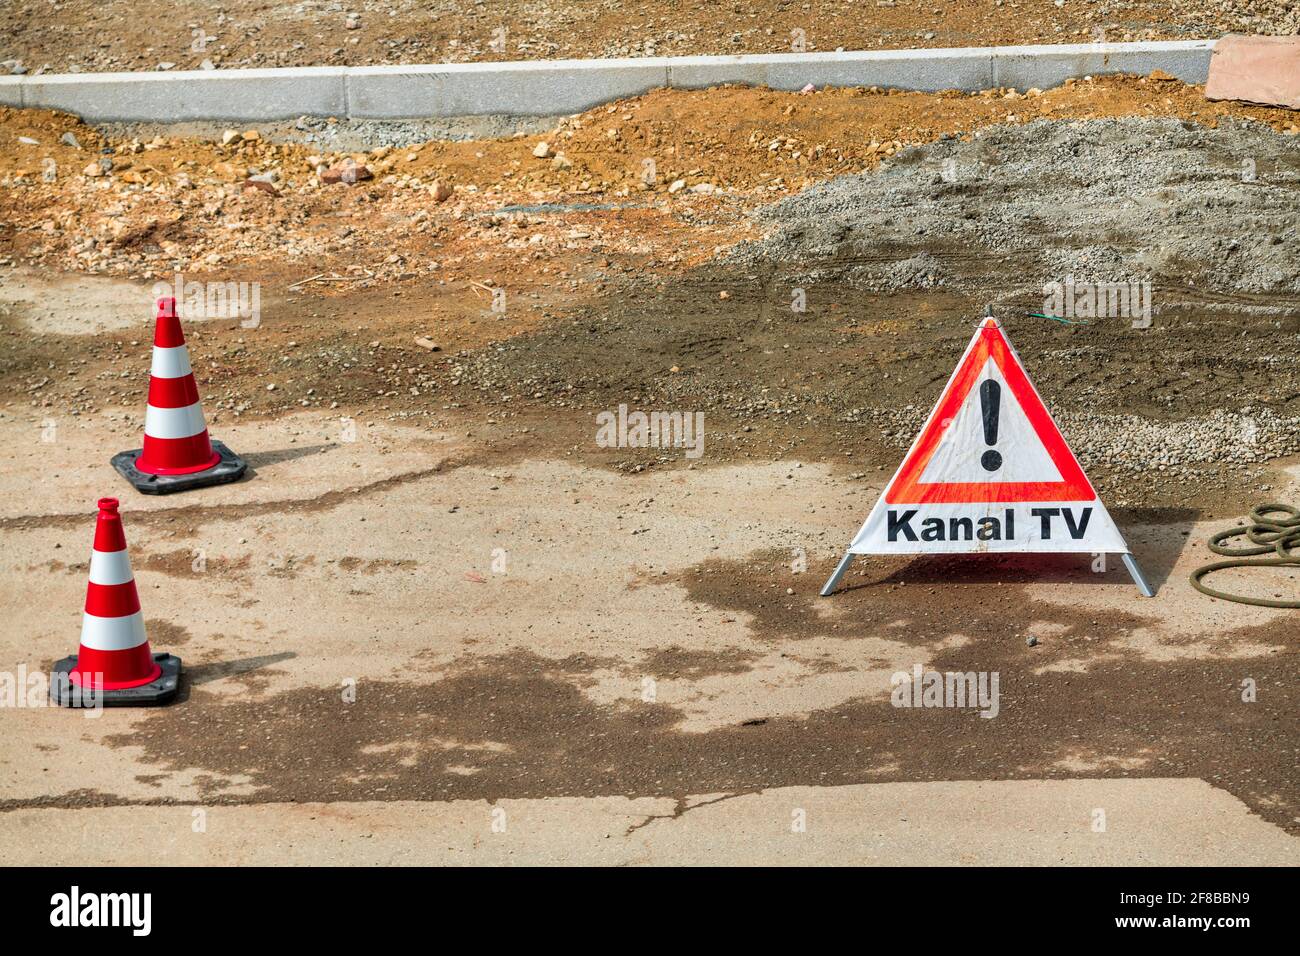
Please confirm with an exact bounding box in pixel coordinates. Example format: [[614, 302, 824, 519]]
[[837, 318, 1132, 560], [887, 317, 1094, 505]]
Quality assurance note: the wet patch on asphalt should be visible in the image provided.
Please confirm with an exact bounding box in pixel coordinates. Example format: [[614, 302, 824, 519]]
[[141, 620, 195, 648], [641, 646, 761, 679], [138, 550, 252, 580], [6, 574, 1290, 834]]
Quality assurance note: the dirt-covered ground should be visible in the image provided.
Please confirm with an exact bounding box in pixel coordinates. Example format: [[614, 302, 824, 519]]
[[2, 76, 1297, 509], [0, 76, 1296, 864], [2, 0, 1298, 75]]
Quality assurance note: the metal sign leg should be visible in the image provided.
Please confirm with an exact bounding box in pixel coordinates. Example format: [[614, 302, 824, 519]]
[[820, 552, 856, 597], [1122, 552, 1155, 597]]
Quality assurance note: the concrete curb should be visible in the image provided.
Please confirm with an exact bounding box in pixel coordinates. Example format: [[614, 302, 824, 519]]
[[0, 40, 1216, 123]]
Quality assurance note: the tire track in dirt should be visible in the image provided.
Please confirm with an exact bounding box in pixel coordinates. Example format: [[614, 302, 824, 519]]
[[0, 458, 481, 533]]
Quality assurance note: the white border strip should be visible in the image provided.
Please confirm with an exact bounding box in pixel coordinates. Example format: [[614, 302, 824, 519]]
[[88, 548, 134, 586], [145, 401, 207, 440], [0, 40, 1216, 123], [151, 345, 192, 380], [80, 610, 147, 652]]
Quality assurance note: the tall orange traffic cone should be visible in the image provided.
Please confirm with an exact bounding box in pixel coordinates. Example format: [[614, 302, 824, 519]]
[[111, 296, 246, 494], [51, 498, 181, 707]]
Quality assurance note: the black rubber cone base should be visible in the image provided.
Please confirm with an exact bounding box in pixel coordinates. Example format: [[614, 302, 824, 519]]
[[111, 440, 246, 495], [50, 653, 182, 707]]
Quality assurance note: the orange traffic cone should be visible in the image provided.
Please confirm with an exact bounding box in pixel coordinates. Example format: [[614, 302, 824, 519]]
[[51, 498, 181, 707], [111, 296, 246, 494]]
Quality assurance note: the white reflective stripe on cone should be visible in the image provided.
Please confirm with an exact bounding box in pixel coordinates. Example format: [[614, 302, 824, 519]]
[[79, 610, 147, 651], [88, 548, 134, 586], [150, 345, 193, 379], [144, 401, 207, 440]]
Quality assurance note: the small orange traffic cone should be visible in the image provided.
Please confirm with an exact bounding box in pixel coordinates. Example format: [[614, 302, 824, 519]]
[[51, 498, 181, 707], [111, 296, 246, 494]]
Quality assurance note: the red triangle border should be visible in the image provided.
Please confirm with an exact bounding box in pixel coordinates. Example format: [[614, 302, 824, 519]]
[[884, 320, 1097, 505]]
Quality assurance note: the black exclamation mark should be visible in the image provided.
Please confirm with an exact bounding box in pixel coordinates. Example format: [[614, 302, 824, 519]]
[[980, 379, 1002, 471]]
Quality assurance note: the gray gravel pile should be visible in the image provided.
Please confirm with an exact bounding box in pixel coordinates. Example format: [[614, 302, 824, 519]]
[[860, 404, 1300, 473], [98, 114, 557, 150], [1192, 0, 1300, 35], [875, 252, 951, 292], [284, 114, 558, 150], [732, 117, 1300, 295], [1060, 407, 1300, 472]]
